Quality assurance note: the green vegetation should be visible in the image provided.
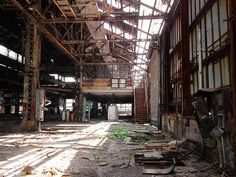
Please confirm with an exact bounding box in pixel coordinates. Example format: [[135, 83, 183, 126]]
[[108, 125, 128, 141]]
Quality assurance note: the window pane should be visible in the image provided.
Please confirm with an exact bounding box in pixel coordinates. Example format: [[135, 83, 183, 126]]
[[18, 54, 22, 63], [0, 45, 8, 56], [8, 50, 17, 60]]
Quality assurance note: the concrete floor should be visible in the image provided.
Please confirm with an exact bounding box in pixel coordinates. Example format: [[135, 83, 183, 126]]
[[0, 121, 224, 177]]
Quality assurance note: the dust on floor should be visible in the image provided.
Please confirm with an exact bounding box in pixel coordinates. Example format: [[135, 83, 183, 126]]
[[0, 121, 225, 177]]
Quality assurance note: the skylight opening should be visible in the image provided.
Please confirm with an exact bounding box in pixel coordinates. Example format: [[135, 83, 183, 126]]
[[139, 42, 146, 48], [156, 1, 168, 12], [140, 0, 155, 7], [139, 5, 153, 16], [104, 22, 111, 31], [124, 20, 137, 27], [107, 0, 121, 9], [124, 33, 134, 40], [137, 31, 148, 39], [123, 6, 136, 13], [140, 20, 151, 33], [65, 77, 76, 83]]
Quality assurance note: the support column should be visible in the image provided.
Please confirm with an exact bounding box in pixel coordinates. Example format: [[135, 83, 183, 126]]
[[21, 18, 41, 130], [180, 0, 191, 116], [163, 25, 170, 113], [74, 65, 80, 121], [82, 96, 86, 122], [179, 0, 191, 139], [78, 57, 84, 122], [229, 0, 236, 171]]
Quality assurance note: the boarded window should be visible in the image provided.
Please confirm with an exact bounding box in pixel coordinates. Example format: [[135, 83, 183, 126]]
[[219, 0, 228, 41], [212, 2, 220, 49], [201, 18, 206, 59], [214, 61, 221, 88], [206, 10, 213, 51], [208, 63, 214, 88], [221, 56, 230, 86], [194, 72, 198, 93]]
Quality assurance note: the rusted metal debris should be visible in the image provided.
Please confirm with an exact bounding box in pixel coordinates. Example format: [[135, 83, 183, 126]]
[[142, 158, 176, 175]]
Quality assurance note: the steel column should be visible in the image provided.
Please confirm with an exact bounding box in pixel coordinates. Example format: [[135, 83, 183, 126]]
[[75, 65, 80, 122], [229, 0, 236, 171], [180, 0, 191, 115], [163, 24, 171, 113], [21, 18, 41, 130]]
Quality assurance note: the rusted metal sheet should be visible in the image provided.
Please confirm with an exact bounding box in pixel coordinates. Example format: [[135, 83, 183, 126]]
[[94, 79, 111, 87], [150, 50, 160, 124], [81, 79, 94, 88], [82, 78, 133, 89], [126, 79, 133, 87], [82, 79, 111, 88], [134, 88, 148, 122], [142, 158, 176, 175]]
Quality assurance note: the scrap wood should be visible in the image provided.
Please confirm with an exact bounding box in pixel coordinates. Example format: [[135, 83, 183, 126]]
[[22, 165, 33, 175], [135, 152, 175, 163], [143, 150, 163, 159], [199, 161, 218, 172], [178, 143, 201, 160], [144, 142, 171, 150], [44, 168, 71, 177]]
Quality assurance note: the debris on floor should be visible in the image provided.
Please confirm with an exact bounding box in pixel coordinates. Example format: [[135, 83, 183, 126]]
[[22, 165, 33, 175], [44, 168, 71, 177], [142, 158, 176, 175], [0, 121, 228, 177]]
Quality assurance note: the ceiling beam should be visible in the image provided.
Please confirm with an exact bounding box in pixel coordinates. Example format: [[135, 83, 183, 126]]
[[126, 0, 166, 15], [41, 14, 168, 23], [82, 62, 146, 65], [62, 38, 151, 44], [75, 53, 145, 57], [9, 0, 79, 64]]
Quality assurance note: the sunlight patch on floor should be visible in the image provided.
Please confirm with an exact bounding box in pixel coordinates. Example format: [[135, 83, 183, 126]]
[[0, 121, 115, 176]]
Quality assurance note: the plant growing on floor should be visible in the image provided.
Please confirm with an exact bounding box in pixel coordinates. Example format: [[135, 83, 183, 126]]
[[108, 126, 128, 141]]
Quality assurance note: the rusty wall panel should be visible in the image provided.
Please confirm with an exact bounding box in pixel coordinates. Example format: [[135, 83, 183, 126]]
[[126, 79, 133, 87], [185, 119, 202, 142], [82, 79, 111, 88], [134, 87, 148, 122], [221, 56, 230, 86], [82, 78, 133, 88]]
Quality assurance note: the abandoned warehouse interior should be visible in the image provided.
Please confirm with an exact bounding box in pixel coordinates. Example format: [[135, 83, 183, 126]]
[[0, 0, 236, 176]]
